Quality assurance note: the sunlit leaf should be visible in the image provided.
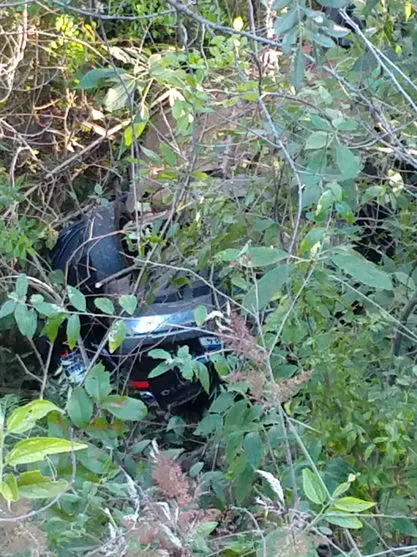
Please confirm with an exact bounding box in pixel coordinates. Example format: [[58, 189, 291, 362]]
[[331, 252, 393, 290], [108, 319, 126, 353], [67, 386, 93, 428], [100, 395, 147, 420], [118, 294, 137, 315], [94, 297, 115, 315], [302, 468, 327, 505], [17, 471, 68, 499], [6, 437, 87, 466], [84, 364, 112, 403], [67, 286, 86, 312], [7, 400, 63, 435], [66, 313, 80, 350]]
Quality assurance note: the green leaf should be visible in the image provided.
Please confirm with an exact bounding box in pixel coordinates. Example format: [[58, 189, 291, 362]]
[[84, 364, 112, 403], [148, 362, 171, 378], [17, 471, 68, 499], [300, 227, 327, 254], [76, 68, 119, 89], [274, 0, 290, 8], [217, 248, 242, 262], [305, 131, 329, 150], [94, 297, 115, 315], [119, 294, 137, 315], [14, 304, 37, 338], [124, 121, 147, 147], [336, 145, 361, 179], [334, 496, 375, 513], [66, 313, 80, 350], [100, 395, 147, 421], [159, 142, 177, 165], [0, 299, 16, 319], [198, 365, 210, 394], [243, 432, 264, 468], [67, 387, 93, 428], [302, 468, 327, 505], [325, 512, 363, 529], [108, 319, 126, 353], [274, 10, 299, 34], [0, 473, 19, 502], [104, 83, 130, 112], [243, 265, 289, 312], [316, 0, 350, 7], [331, 252, 393, 290], [7, 400, 63, 435], [67, 286, 86, 312], [149, 348, 172, 361], [292, 45, 305, 91], [15, 274, 28, 301], [6, 437, 88, 466], [194, 305, 207, 327], [245, 247, 288, 267], [309, 31, 336, 48], [44, 313, 67, 342]]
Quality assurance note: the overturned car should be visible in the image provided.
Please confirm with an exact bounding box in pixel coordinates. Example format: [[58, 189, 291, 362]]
[[49, 199, 224, 412]]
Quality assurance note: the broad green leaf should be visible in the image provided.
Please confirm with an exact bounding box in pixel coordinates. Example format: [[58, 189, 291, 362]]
[[44, 313, 67, 342], [243, 265, 289, 312], [316, 0, 350, 7], [217, 248, 242, 262], [76, 68, 119, 89], [6, 437, 88, 466], [292, 45, 305, 91], [118, 294, 137, 315], [198, 365, 210, 394], [108, 319, 126, 353], [66, 313, 80, 350], [84, 363, 112, 403], [325, 512, 363, 529], [15, 274, 28, 301], [17, 471, 68, 499], [14, 304, 37, 338], [94, 297, 115, 315], [331, 252, 393, 290], [7, 400, 63, 435], [309, 31, 336, 48], [0, 299, 16, 319], [149, 348, 172, 361], [310, 114, 333, 131], [334, 496, 375, 513], [257, 470, 284, 504], [189, 461, 204, 477], [124, 121, 147, 147], [245, 247, 287, 267], [148, 361, 171, 378], [100, 395, 147, 421], [302, 468, 327, 505], [67, 387, 93, 428], [336, 145, 361, 179], [331, 481, 351, 499], [194, 305, 207, 327], [0, 473, 19, 502], [243, 432, 264, 468], [104, 82, 131, 112], [300, 227, 327, 254], [160, 143, 177, 165], [67, 286, 86, 312], [274, 0, 290, 8], [274, 10, 298, 34], [305, 131, 329, 150]]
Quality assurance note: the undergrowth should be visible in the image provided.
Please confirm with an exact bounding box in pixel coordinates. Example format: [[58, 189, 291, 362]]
[[1, 0, 417, 556]]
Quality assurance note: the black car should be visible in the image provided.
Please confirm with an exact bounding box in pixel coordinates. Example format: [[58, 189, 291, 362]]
[[50, 199, 223, 411]]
